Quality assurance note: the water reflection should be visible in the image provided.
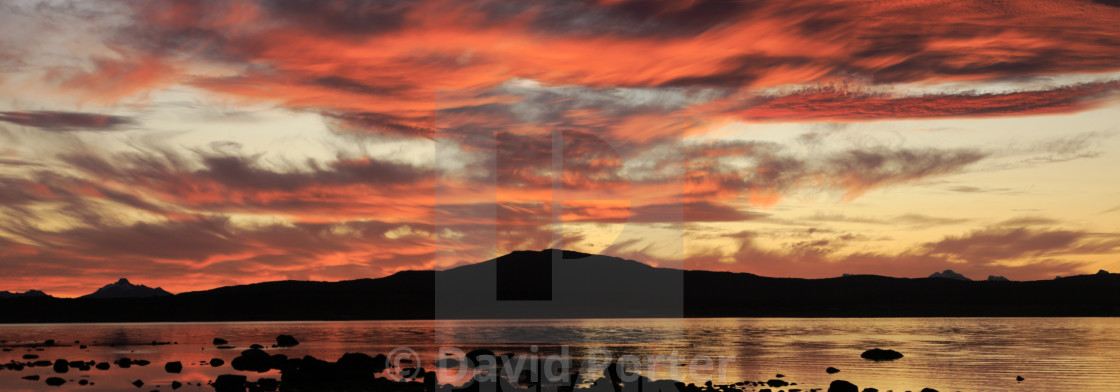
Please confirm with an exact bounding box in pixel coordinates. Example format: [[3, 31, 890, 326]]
[[0, 318, 1118, 392]]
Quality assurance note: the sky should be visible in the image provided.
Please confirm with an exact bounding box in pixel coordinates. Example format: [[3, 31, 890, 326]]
[[1, 0, 1119, 297]]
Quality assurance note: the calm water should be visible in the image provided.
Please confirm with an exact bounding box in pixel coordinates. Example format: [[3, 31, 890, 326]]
[[1, 318, 1118, 392]]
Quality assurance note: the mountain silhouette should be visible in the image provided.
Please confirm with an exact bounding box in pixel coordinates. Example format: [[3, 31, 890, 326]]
[[0, 290, 49, 299], [80, 278, 173, 299], [1, 249, 1119, 323], [929, 269, 971, 281]]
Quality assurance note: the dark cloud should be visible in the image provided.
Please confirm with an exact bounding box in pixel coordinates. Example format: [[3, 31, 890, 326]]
[[0, 111, 136, 131], [997, 216, 1060, 226], [670, 226, 1097, 280], [261, 0, 414, 38], [946, 185, 1012, 193], [924, 227, 1120, 263], [805, 213, 969, 227], [730, 82, 1120, 122], [678, 141, 988, 204]]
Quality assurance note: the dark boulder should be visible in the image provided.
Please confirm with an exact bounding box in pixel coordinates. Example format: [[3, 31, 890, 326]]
[[466, 349, 497, 367], [275, 335, 299, 347], [231, 348, 272, 373], [920, 389, 938, 392], [210, 358, 225, 367], [213, 338, 228, 345], [826, 367, 840, 374], [22, 354, 38, 360], [250, 344, 264, 349], [117, 358, 132, 368], [171, 380, 182, 389], [766, 379, 789, 387], [132, 379, 144, 388], [165, 361, 183, 373], [862, 388, 878, 392], [860, 348, 903, 361], [95, 362, 111, 370], [337, 352, 388, 375], [256, 378, 280, 391], [22, 375, 40, 381], [1016, 376, 1025, 382], [45, 377, 66, 386], [52, 359, 68, 373], [134, 359, 150, 366], [828, 380, 858, 392], [213, 374, 247, 392], [435, 358, 460, 368]]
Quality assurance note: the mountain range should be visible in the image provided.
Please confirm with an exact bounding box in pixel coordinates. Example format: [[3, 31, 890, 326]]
[[1, 249, 1118, 323]]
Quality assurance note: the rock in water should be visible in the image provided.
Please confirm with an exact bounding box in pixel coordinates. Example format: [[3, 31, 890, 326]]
[[52, 359, 68, 373], [826, 367, 840, 374], [466, 349, 497, 367], [210, 358, 225, 367], [275, 334, 299, 347], [337, 352, 388, 374], [44, 377, 66, 386], [213, 374, 248, 392], [165, 361, 183, 373], [231, 348, 272, 372], [860, 348, 903, 361], [828, 380, 858, 392]]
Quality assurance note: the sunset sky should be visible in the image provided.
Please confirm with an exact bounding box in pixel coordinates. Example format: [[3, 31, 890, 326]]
[[2, 0, 1119, 297]]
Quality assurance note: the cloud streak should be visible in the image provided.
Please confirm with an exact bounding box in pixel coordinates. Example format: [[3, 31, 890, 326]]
[[0, 111, 136, 131]]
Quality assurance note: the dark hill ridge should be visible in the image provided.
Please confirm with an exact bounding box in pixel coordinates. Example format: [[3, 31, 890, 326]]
[[1, 249, 1119, 323]]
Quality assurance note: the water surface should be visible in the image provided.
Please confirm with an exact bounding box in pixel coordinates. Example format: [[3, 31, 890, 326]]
[[1, 318, 1117, 391]]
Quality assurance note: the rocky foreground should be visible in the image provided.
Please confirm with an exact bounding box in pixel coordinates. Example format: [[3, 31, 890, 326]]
[[3, 335, 981, 392]]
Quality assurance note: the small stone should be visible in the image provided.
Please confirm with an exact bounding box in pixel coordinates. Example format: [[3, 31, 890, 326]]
[[165, 361, 183, 373], [275, 335, 299, 347], [860, 348, 903, 361]]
